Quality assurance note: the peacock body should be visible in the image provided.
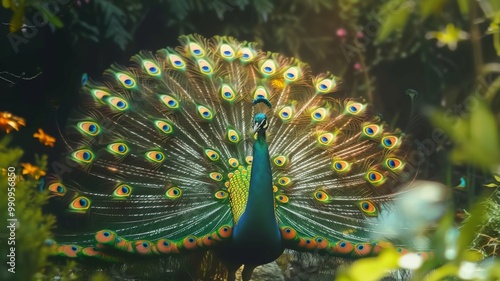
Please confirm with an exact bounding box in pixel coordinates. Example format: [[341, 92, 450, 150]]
[[44, 34, 421, 280]]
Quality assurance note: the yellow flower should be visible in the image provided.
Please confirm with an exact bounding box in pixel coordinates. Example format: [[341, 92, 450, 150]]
[[426, 24, 469, 50], [33, 128, 56, 147], [0, 111, 26, 133], [21, 163, 46, 180]]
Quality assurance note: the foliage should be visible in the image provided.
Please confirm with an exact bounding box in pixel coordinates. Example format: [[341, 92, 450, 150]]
[[0, 137, 76, 281]]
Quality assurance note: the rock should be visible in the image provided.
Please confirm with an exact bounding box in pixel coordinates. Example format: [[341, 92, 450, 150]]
[[235, 261, 285, 281]]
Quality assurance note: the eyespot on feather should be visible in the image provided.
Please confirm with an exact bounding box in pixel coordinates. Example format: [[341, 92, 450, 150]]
[[106, 97, 129, 111], [220, 44, 235, 60], [354, 243, 372, 256], [278, 106, 294, 121], [107, 143, 129, 155], [155, 120, 174, 135], [275, 194, 289, 204], [48, 183, 66, 196], [260, 59, 277, 76], [189, 42, 205, 57], [313, 190, 330, 202], [146, 151, 165, 163], [283, 66, 300, 82], [366, 171, 386, 186], [70, 196, 91, 211], [332, 160, 351, 172], [217, 225, 232, 239], [197, 59, 213, 75], [220, 84, 236, 102], [116, 73, 136, 89], [160, 95, 180, 109], [315, 77, 336, 94], [72, 149, 94, 164], [311, 107, 328, 122], [113, 184, 132, 198], [204, 149, 220, 161], [381, 136, 400, 149], [228, 158, 239, 167], [167, 53, 186, 70], [197, 105, 214, 121], [239, 47, 255, 62], [143, 60, 161, 76], [345, 101, 365, 115], [134, 240, 153, 255], [215, 190, 228, 199], [165, 187, 182, 199], [281, 227, 297, 240], [358, 200, 378, 217], [209, 172, 223, 181], [77, 121, 100, 136]]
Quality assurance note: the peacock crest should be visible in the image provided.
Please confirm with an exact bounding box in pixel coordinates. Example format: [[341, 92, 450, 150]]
[[44, 34, 421, 280]]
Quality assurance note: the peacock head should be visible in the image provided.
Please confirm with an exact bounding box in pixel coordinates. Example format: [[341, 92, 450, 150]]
[[253, 113, 268, 133]]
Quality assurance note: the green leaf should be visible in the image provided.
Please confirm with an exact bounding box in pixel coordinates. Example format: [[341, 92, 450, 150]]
[[456, 0, 469, 17], [483, 183, 499, 188], [336, 249, 399, 281], [420, 0, 446, 18], [469, 101, 500, 167], [495, 174, 500, 182], [375, 0, 413, 43], [40, 6, 63, 28]]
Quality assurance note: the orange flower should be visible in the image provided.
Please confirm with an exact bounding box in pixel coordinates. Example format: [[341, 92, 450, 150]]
[[21, 163, 46, 180], [0, 112, 26, 133], [33, 128, 56, 147]]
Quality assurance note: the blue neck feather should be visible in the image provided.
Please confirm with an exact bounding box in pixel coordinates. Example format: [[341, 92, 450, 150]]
[[232, 130, 281, 246]]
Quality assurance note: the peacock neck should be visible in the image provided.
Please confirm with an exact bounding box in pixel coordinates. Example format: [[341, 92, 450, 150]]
[[232, 131, 281, 245]]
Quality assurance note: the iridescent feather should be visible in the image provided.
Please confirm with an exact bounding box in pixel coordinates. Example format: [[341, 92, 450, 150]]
[[44, 34, 424, 281]]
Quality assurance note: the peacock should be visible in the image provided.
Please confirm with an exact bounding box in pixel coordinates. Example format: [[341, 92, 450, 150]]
[[43, 34, 424, 281]]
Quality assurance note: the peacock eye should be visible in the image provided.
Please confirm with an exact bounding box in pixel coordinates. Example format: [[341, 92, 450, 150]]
[[70, 196, 91, 211], [114, 184, 132, 197], [204, 149, 220, 161], [48, 183, 66, 196], [155, 120, 174, 135], [358, 200, 378, 216], [77, 121, 100, 136], [275, 194, 289, 203], [279, 106, 294, 121], [197, 105, 214, 121], [107, 142, 129, 155], [209, 172, 223, 181], [91, 89, 110, 101], [345, 101, 365, 115], [332, 160, 351, 172], [366, 170, 385, 186], [143, 61, 161, 76], [167, 54, 186, 70], [239, 47, 254, 62], [197, 59, 213, 75], [313, 190, 330, 202], [283, 67, 300, 82], [277, 177, 292, 187], [226, 127, 241, 144], [362, 124, 381, 137], [381, 136, 400, 149], [165, 187, 182, 199], [146, 151, 165, 163], [189, 42, 205, 57], [315, 77, 336, 94], [260, 59, 277, 76], [253, 86, 270, 101], [220, 44, 235, 59], [117, 73, 136, 88], [228, 158, 239, 168], [245, 156, 253, 164], [72, 149, 94, 163], [311, 107, 328, 122], [106, 97, 129, 111], [214, 190, 228, 199], [221, 84, 236, 102]]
